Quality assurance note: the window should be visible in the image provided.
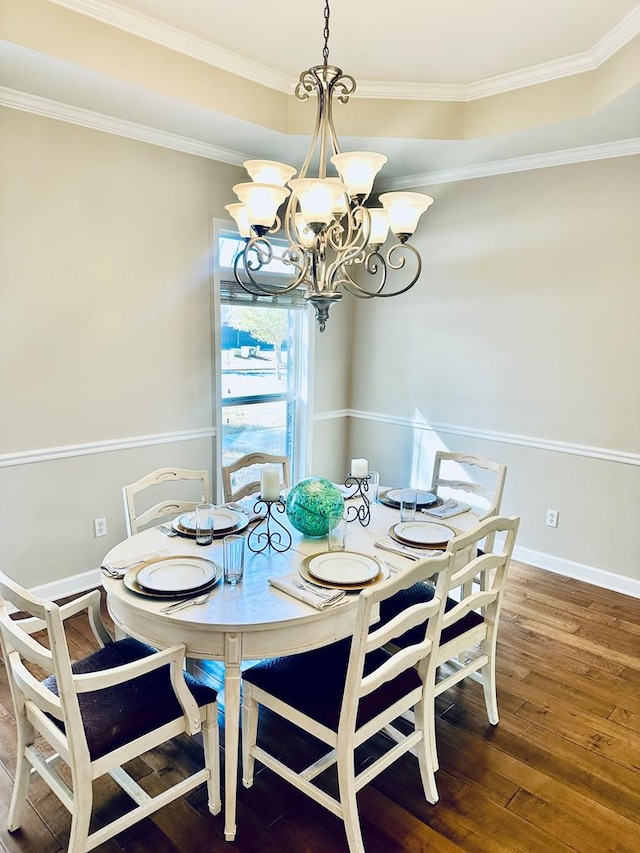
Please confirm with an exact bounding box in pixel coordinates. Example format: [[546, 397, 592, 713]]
[[214, 229, 310, 493]]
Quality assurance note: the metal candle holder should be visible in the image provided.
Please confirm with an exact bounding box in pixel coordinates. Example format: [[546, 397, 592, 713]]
[[246, 498, 292, 553], [343, 475, 372, 527]]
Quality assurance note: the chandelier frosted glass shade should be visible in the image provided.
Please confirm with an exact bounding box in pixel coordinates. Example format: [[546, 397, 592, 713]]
[[330, 152, 388, 198], [287, 178, 348, 228], [232, 183, 290, 231], [243, 160, 297, 186], [225, 1, 434, 331], [224, 202, 252, 239], [379, 192, 435, 239]]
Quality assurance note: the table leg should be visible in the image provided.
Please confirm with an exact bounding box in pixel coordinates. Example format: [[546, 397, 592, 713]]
[[223, 633, 242, 842]]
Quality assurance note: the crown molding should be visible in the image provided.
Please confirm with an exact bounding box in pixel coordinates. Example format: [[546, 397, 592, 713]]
[[3, 86, 638, 183], [0, 87, 245, 165], [377, 138, 640, 190], [50, 0, 640, 101], [49, 0, 291, 92]]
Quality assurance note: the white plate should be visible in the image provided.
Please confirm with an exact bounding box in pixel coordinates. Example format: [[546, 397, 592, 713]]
[[136, 556, 218, 592], [393, 522, 455, 546], [307, 551, 380, 585], [174, 508, 242, 534], [299, 558, 388, 590]]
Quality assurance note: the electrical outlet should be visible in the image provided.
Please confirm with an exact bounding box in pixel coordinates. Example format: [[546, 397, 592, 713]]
[[94, 517, 107, 537], [546, 509, 559, 528]]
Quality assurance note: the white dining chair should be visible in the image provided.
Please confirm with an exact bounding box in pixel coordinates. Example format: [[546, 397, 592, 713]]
[[122, 466, 211, 536], [240, 550, 455, 853], [379, 515, 520, 769], [431, 451, 506, 547], [0, 571, 220, 853], [221, 452, 290, 502]]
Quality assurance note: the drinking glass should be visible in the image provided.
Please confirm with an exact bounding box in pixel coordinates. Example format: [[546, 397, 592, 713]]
[[400, 489, 417, 523], [195, 503, 214, 546], [223, 534, 245, 584], [367, 471, 380, 503], [327, 514, 347, 552]]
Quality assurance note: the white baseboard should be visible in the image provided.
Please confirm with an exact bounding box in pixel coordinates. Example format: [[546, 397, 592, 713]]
[[512, 544, 640, 599], [32, 568, 103, 602], [24, 551, 639, 606]]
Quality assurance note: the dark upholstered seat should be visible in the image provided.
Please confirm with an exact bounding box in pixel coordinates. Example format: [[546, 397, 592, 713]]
[[379, 583, 484, 649], [243, 638, 421, 732], [43, 637, 218, 760]]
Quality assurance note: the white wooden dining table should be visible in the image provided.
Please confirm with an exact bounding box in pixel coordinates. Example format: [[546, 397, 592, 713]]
[[102, 494, 480, 841]]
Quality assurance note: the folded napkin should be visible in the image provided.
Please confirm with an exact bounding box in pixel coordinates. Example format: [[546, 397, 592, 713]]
[[102, 549, 172, 578], [268, 573, 347, 610], [223, 500, 267, 524], [422, 499, 471, 519], [374, 539, 443, 561]]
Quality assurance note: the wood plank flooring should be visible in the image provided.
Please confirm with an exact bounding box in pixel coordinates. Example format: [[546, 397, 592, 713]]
[[1, 562, 639, 852]]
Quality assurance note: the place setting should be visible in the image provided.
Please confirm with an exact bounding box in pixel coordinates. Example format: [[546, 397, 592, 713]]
[[269, 551, 389, 610], [121, 555, 223, 613], [377, 487, 440, 510], [388, 520, 456, 550], [171, 505, 249, 541]]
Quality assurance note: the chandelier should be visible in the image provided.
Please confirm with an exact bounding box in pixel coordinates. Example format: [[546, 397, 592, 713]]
[[225, 0, 434, 332]]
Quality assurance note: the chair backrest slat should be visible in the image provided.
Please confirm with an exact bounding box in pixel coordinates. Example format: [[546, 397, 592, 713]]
[[221, 453, 290, 503], [0, 571, 90, 757], [440, 516, 519, 644], [339, 552, 452, 732], [430, 452, 507, 535], [122, 467, 211, 535]]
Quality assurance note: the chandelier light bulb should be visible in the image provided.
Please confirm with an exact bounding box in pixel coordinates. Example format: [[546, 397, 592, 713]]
[[378, 191, 435, 239], [289, 178, 347, 227], [330, 151, 388, 198], [243, 159, 297, 186], [224, 203, 252, 239], [232, 182, 290, 229]]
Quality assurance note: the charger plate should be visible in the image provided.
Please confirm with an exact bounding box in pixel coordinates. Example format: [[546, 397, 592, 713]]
[[136, 555, 218, 592], [391, 521, 455, 547], [173, 513, 249, 538], [300, 554, 388, 590], [378, 488, 439, 509], [124, 558, 222, 599], [173, 508, 242, 534]]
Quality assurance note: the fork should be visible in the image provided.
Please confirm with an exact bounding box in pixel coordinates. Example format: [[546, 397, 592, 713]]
[[157, 524, 179, 536], [101, 559, 145, 578], [161, 591, 211, 614], [293, 578, 335, 599]]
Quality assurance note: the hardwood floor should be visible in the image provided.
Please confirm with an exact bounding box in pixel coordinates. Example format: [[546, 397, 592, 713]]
[[1, 562, 639, 852]]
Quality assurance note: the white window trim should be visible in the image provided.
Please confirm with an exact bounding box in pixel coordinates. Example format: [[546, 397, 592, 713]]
[[211, 218, 314, 501]]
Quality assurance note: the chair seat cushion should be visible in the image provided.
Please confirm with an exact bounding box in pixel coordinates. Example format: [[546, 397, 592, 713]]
[[43, 637, 217, 760], [379, 584, 484, 648], [243, 638, 421, 732]]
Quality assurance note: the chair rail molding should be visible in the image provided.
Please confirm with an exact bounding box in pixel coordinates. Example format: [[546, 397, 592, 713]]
[[315, 408, 639, 467], [0, 427, 216, 468]]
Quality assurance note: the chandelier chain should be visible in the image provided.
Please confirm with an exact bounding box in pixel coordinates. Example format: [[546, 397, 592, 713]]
[[322, 0, 330, 65]]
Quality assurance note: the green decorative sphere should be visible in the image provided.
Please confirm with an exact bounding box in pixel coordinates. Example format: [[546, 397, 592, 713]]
[[286, 477, 345, 538]]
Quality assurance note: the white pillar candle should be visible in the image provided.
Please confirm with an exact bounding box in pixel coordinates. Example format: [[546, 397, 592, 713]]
[[350, 458, 369, 478], [261, 464, 281, 501]]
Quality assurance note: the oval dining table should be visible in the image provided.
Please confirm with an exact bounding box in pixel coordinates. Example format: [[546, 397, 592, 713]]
[[102, 497, 479, 841]]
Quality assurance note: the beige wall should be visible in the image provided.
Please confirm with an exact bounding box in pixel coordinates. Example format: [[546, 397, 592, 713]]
[[348, 156, 640, 582], [0, 107, 352, 588], [0, 108, 237, 586]]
